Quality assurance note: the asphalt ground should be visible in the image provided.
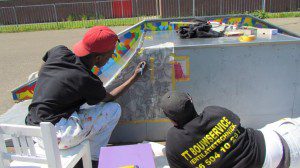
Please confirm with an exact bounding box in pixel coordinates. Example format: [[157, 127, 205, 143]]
[[0, 18, 299, 115], [265, 17, 300, 36]]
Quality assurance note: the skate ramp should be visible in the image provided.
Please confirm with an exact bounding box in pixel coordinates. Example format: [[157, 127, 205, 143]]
[[7, 15, 300, 143], [109, 30, 300, 143]]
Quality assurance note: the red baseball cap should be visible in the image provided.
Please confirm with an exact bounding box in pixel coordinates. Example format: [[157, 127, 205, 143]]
[[73, 26, 118, 57]]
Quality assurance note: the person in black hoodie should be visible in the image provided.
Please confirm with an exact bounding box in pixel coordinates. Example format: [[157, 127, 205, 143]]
[[161, 91, 300, 168], [25, 26, 146, 164]]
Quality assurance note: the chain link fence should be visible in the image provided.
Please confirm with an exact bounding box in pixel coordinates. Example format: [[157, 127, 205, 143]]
[[161, 0, 300, 18], [0, 0, 299, 26], [0, 0, 158, 25]]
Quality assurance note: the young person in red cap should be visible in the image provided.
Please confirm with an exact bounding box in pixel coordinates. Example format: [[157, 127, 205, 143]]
[[161, 91, 300, 168], [25, 26, 146, 162]]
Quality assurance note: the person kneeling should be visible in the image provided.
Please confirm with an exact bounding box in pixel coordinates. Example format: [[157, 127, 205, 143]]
[[161, 91, 300, 168]]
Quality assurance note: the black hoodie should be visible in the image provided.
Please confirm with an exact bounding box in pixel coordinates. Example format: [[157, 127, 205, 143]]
[[165, 106, 265, 168]]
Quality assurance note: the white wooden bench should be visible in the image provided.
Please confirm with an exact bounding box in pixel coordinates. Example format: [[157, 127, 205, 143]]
[[0, 122, 92, 168]]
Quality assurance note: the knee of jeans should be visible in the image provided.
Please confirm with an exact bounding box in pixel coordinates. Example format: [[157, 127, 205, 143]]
[[107, 102, 121, 120]]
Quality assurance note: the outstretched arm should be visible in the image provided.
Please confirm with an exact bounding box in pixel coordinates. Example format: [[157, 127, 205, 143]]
[[102, 61, 146, 102]]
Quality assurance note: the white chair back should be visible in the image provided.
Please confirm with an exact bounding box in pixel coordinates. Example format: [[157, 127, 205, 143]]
[[0, 122, 62, 168]]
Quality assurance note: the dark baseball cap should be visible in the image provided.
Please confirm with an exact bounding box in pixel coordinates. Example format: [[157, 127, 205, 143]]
[[161, 91, 198, 127]]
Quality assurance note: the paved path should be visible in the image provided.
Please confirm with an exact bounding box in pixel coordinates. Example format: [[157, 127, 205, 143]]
[[0, 18, 299, 115], [265, 17, 300, 36]]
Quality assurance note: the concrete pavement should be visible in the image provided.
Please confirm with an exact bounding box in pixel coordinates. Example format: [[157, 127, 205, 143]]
[[265, 17, 300, 36]]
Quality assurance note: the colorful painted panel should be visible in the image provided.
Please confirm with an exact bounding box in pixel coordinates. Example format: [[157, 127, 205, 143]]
[[211, 17, 269, 28], [12, 81, 36, 102], [144, 17, 271, 32], [92, 25, 144, 79]]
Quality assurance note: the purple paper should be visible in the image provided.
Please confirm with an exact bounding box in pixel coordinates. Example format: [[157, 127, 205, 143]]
[[98, 143, 155, 168]]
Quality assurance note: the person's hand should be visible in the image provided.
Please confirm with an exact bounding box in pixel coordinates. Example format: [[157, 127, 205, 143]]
[[133, 61, 147, 78]]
